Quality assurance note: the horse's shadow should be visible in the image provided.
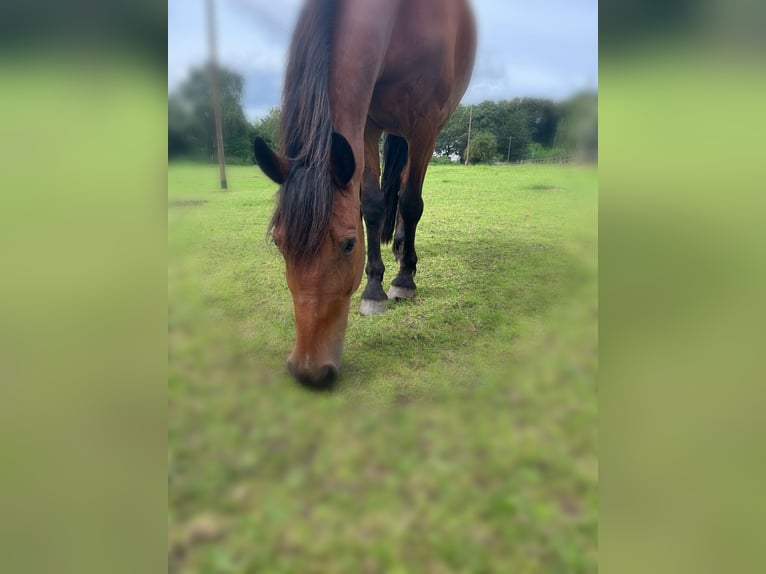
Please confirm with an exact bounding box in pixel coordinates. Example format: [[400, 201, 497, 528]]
[[338, 231, 591, 387]]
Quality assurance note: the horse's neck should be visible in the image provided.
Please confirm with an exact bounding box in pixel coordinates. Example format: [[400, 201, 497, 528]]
[[329, 0, 403, 144]]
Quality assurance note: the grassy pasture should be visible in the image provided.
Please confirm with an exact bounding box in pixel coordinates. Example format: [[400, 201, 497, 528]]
[[169, 162, 597, 573]]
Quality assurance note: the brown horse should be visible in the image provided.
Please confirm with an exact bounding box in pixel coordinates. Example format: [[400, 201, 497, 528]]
[[253, 0, 476, 387]]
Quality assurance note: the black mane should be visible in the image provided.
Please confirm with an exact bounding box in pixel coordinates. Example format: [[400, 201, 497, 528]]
[[269, 0, 337, 261]]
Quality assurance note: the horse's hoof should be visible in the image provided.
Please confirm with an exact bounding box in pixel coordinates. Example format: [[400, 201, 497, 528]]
[[387, 286, 416, 301], [360, 298, 388, 315]]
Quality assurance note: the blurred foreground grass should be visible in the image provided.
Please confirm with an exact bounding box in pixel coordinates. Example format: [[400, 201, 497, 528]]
[[600, 43, 766, 574], [5, 1, 766, 570], [169, 162, 597, 572], [0, 53, 166, 574]]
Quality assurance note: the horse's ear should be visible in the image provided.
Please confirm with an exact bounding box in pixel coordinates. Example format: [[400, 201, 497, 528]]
[[330, 132, 355, 188], [253, 137, 288, 184]]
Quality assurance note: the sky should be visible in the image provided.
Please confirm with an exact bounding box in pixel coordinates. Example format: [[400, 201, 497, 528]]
[[168, 0, 598, 121]]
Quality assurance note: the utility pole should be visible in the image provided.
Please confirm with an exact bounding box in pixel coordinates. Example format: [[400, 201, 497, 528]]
[[507, 135, 513, 163], [206, 0, 227, 189], [464, 105, 473, 165]]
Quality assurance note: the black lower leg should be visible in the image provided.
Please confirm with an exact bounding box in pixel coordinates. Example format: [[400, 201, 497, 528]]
[[391, 193, 423, 291], [392, 214, 404, 262], [361, 170, 387, 301]]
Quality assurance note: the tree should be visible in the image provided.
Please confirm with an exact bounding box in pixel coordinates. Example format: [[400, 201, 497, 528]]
[[436, 104, 471, 159], [168, 94, 196, 159], [519, 98, 561, 148], [250, 107, 281, 151], [497, 100, 531, 162], [168, 64, 252, 163], [555, 90, 598, 162], [467, 131, 497, 163], [435, 98, 563, 162]]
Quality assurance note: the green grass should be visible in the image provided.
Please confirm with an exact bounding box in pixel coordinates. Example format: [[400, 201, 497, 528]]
[[169, 162, 597, 573]]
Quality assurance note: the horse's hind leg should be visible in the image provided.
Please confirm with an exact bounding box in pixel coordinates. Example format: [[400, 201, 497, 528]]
[[360, 124, 388, 315], [388, 133, 436, 301], [392, 211, 404, 262]]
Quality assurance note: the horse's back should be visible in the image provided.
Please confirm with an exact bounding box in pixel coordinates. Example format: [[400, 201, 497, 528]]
[[368, 0, 476, 136]]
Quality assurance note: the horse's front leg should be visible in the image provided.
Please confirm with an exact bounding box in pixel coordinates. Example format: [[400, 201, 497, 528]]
[[360, 127, 388, 315]]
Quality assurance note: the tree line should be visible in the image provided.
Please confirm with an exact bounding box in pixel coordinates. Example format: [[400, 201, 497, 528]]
[[169, 64, 597, 165]]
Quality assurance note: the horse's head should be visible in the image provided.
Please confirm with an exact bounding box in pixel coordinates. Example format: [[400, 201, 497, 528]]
[[253, 133, 364, 388]]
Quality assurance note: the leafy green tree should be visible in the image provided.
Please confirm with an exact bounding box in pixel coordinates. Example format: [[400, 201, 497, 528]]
[[250, 107, 281, 151], [168, 64, 252, 163], [436, 104, 471, 159], [555, 90, 598, 161], [497, 100, 532, 162], [435, 98, 563, 162], [472, 101, 505, 136], [168, 94, 197, 159], [467, 131, 498, 163], [519, 98, 561, 148], [405, 94, 594, 163]]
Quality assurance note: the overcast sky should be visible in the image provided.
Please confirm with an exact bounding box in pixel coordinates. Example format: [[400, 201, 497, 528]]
[[169, 0, 598, 121]]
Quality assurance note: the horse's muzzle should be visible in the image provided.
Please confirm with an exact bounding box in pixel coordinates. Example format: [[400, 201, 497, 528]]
[[286, 360, 339, 389]]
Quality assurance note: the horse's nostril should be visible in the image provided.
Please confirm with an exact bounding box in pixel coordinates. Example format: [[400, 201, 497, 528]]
[[317, 363, 339, 386], [286, 360, 338, 389]]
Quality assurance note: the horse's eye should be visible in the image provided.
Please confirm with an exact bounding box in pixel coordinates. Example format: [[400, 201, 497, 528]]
[[340, 238, 356, 255], [272, 235, 283, 253]]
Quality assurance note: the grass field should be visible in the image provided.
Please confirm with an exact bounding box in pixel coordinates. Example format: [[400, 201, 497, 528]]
[[168, 162, 598, 573]]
